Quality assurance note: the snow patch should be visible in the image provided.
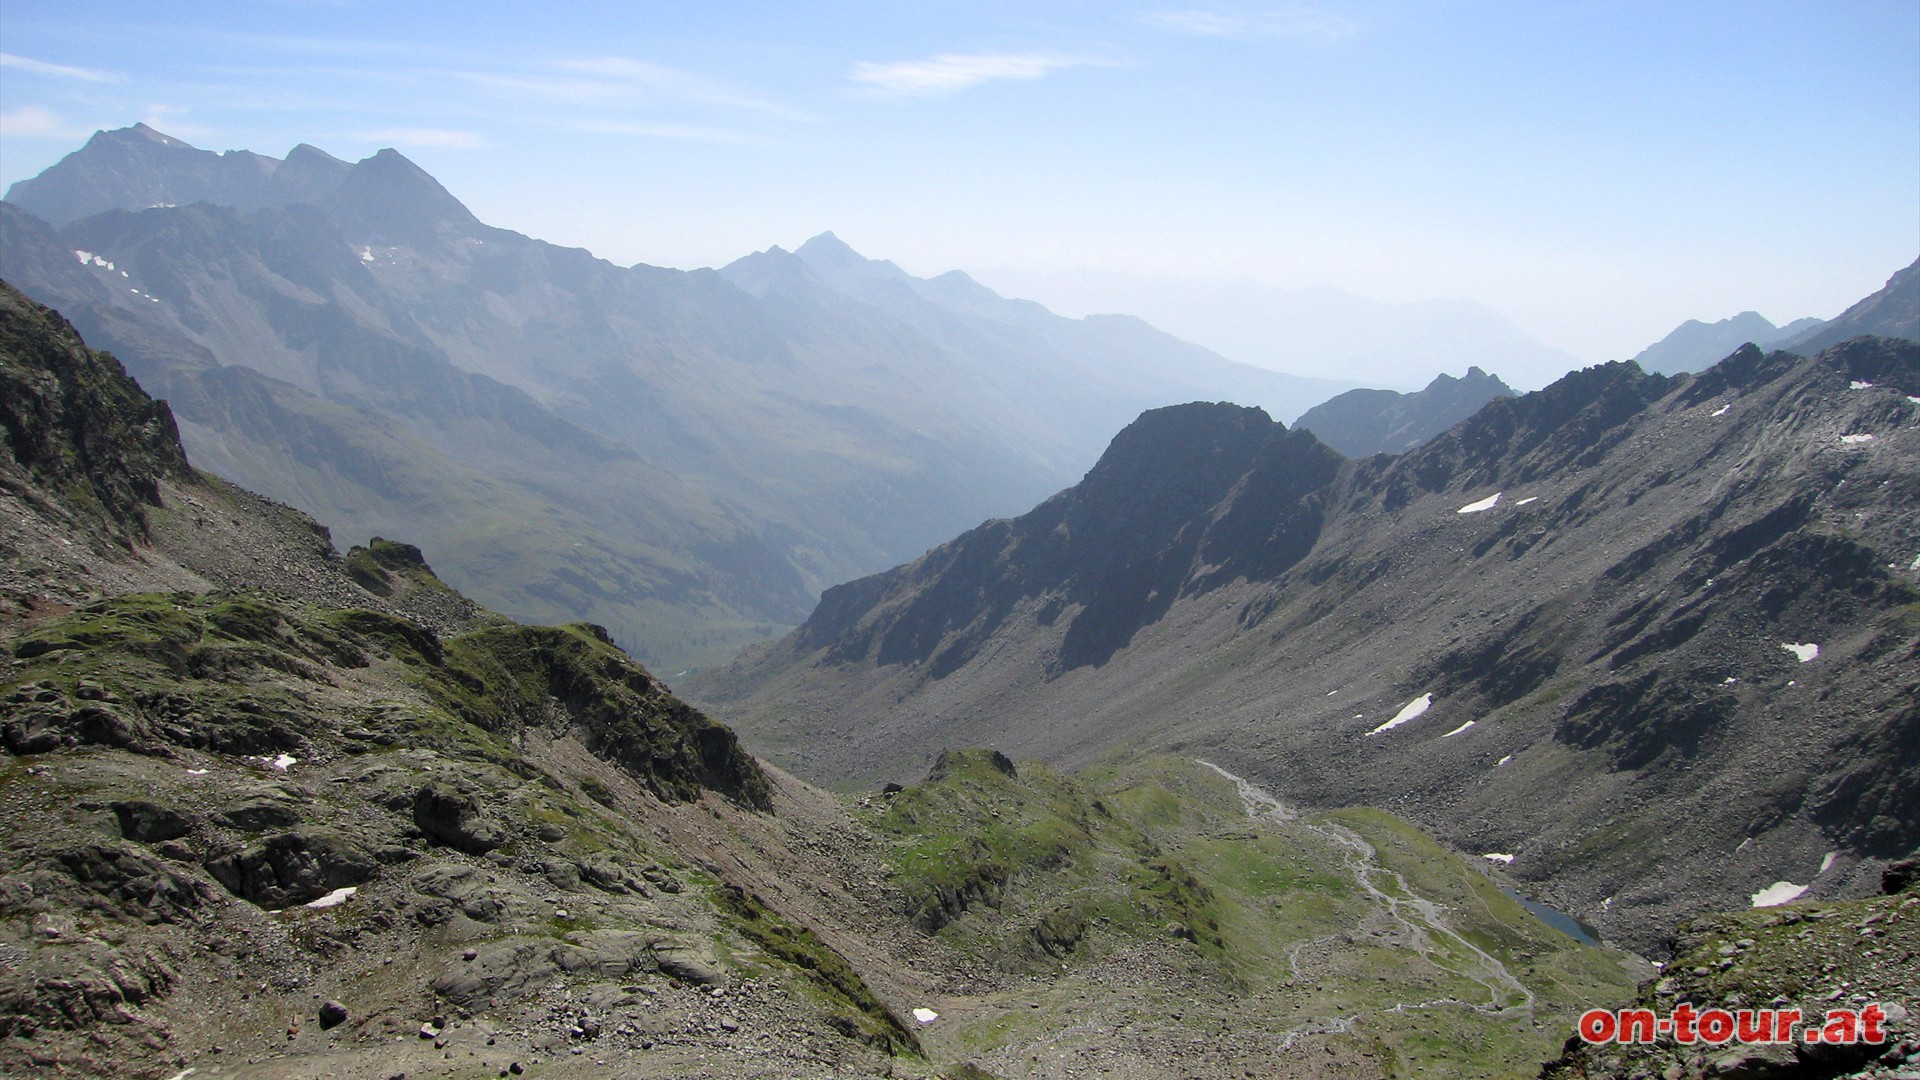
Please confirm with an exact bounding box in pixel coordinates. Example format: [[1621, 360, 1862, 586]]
[[255, 753, 297, 771], [1850, 380, 1874, 390], [1496, 754, 1512, 767], [358, 246, 375, 262], [1367, 693, 1433, 734], [1750, 881, 1808, 908], [1456, 492, 1501, 514], [1325, 689, 1338, 696], [1780, 642, 1819, 663], [184, 768, 209, 776], [912, 1008, 939, 1024], [1839, 433, 1875, 444], [305, 886, 358, 910], [1441, 720, 1475, 738], [1819, 851, 1837, 874], [1908, 396, 1920, 405], [1721, 676, 1738, 685], [1910, 554, 1920, 572], [1513, 496, 1538, 506], [1482, 853, 1515, 864], [1710, 404, 1731, 417]]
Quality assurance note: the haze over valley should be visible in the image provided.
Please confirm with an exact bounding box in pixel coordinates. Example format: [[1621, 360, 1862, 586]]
[[2, 4, 1918, 1079]]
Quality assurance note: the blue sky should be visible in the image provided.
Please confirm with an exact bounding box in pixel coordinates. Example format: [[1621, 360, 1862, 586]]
[[2, 1, 1915, 363]]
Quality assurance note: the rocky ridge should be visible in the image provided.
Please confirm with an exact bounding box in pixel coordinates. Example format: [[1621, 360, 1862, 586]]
[[693, 322, 1920, 955]]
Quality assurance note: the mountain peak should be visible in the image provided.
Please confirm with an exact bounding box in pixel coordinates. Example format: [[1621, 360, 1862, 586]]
[[324, 146, 480, 241], [794, 230, 873, 272], [717, 244, 824, 297], [112, 122, 186, 146]]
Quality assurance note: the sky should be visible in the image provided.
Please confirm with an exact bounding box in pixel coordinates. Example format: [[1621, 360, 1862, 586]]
[[2, 1, 1916, 367]]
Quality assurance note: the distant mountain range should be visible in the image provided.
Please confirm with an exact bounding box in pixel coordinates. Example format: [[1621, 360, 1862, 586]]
[[1293, 366, 1514, 458], [1, 124, 1352, 670], [1628, 311, 1826, 374], [970, 265, 1588, 392], [692, 262, 1920, 952], [1629, 258, 1920, 374]]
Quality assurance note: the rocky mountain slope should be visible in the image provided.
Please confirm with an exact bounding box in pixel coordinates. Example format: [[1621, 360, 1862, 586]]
[[693, 319, 1920, 955], [1, 125, 1342, 671], [3, 281, 1669, 1079], [1294, 366, 1516, 457], [1539, 864, 1919, 1080], [1782, 256, 1920, 356]]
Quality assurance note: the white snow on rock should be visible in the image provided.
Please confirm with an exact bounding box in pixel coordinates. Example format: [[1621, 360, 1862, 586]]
[[1710, 404, 1731, 417], [1496, 754, 1513, 767], [1908, 396, 1920, 405], [912, 1008, 939, 1024], [1850, 380, 1874, 390], [255, 753, 298, 771], [1911, 554, 1920, 572], [1513, 496, 1538, 506], [1750, 881, 1808, 907], [1456, 493, 1501, 514], [1482, 853, 1515, 864], [1367, 693, 1433, 734], [184, 768, 209, 776], [1839, 433, 1875, 444], [1721, 676, 1738, 684], [74, 250, 93, 264], [1780, 642, 1819, 663], [305, 886, 358, 910], [1819, 851, 1837, 874], [1441, 720, 1475, 738]]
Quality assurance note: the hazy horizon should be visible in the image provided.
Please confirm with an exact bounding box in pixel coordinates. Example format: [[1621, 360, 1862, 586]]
[[3, 1, 1914, 375]]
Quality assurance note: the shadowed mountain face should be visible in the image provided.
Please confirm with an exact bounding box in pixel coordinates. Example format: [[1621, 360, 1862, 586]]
[[1292, 365, 1515, 457], [693, 332, 1920, 954], [1, 126, 1333, 671]]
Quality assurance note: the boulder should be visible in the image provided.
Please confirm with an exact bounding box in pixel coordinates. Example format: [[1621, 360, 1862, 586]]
[[214, 798, 303, 832], [412, 784, 503, 855], [111, 801, 196, 843], [203, 829, 377, 908], [1882, 854, 1920, 895], [48, 843, 218, 924]]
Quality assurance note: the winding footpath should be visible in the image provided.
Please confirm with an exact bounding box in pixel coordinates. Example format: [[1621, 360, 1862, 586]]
[[1196, 760, 1534, 1020]]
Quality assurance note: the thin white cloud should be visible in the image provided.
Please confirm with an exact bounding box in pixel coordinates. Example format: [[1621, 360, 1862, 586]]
[[850, 52, 1109, 98], [358, 127, 488, 150], [554, 56, 811, 120], [1145, 6, 1357, 42], [0, 52, 124, 82], [568, 119, 774, 147], [0, 104, 85, 139]]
